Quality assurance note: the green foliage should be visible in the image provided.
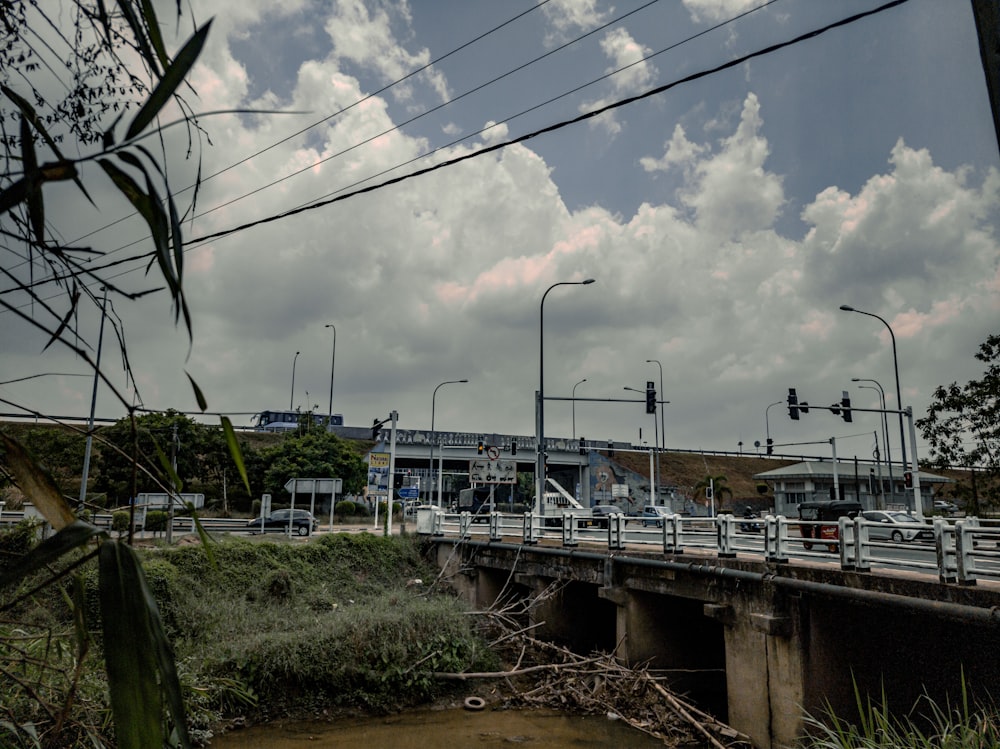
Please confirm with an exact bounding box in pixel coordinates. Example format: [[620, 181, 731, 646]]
[[0, 519, 40, 570], [259, 430, 368, 498], [335, 499, 367, 517], [802, 677, 1000, 749], [111, 511, 131, 537], [145, 510, 168, 535], [918, 333, 1000, 513]]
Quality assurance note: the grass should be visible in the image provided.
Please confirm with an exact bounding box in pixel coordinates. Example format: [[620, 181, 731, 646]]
[[802, 678, 1000, 749]]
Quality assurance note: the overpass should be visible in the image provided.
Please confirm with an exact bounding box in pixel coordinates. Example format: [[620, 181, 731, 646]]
[[418, 509, 1000, 749]]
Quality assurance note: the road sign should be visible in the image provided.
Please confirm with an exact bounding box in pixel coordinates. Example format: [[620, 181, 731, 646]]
[[398, 486, 419, 499], [368, 451, 390, 495], [469, 459, 516, 484]]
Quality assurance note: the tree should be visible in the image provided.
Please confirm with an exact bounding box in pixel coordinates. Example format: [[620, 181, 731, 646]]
[[694, 474, 733, 508], [917, 333, 1000, 513], [260, 430, 368, 499]]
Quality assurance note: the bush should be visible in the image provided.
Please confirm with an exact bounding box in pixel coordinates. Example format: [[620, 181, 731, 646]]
[[145, 510, 168, 535], [111, 510, 130, 537]]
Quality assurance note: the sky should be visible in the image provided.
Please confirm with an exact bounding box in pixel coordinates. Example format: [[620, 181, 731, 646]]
[[2, 0, 999, 468]]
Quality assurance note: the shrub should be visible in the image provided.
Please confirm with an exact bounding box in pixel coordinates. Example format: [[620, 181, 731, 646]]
[[111, 510, 130, 537], [146, 510, 168, 535]]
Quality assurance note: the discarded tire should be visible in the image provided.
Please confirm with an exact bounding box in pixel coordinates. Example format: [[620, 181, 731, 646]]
[[464, 696, 486, 711]]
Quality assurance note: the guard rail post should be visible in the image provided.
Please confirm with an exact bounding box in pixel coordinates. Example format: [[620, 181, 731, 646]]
[[609, 513, 626, 550], [523, 512, 539, 545], [459, 511, 472, 539], [932, 517, 957, 582], [431, 507, 445, 536], [664, 514, 683, 555], [838, 516, 856, 570], [716, 515, 735, 558], [489, 511, 502, 541], [955, 518, 978, 585], [852, 517, 871, 572], [562, 512, 580, 547], [764, 515, 789, 564]]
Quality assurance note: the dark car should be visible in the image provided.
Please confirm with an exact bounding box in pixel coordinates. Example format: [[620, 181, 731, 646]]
[[590, 504, 624, 528], [247, 508, 318, 536]]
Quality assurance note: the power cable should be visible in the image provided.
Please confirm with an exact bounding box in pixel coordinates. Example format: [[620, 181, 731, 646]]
[[6, 0, 909, 295]]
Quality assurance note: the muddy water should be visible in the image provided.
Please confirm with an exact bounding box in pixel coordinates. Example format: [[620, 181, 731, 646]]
[[208, 706, 684, 748]]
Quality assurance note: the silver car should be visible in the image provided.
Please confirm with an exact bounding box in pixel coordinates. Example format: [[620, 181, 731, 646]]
[[861, 510, 933, 543]]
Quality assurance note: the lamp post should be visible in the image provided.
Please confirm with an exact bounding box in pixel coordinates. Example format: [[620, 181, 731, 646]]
[[646, 359, 664, 492], [839, 305, 908, 507], [571, 378, 587, 440], [78, 286, 108, 510], [853, 377, 893, 506], [537, 278, 595, 511], [290, 351, 300, 411], [429, 379, 468, 506], [325, 324, 336, 429]]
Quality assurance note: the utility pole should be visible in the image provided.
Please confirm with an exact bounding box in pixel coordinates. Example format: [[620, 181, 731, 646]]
[[166, 423, 178, 544]]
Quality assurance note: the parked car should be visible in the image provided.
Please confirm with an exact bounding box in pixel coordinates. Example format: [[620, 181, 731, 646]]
[[247, 508, 318, 536], [639, 505, 672, 527], [590, 504, 624, 528], [860, 510, 933, 543], [933, 500, 959, 514]]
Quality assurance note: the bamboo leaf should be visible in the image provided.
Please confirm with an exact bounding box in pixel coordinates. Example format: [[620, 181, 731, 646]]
[[0, 177, 28, 215], [99, 541, 163, 749], [0, 434, 76, 530], [221, 416, 252, 496], [126, 21, 212, 141], [137, 0, 170, 70], [0, 520, 104, 592], [186, 372, 207, 411]]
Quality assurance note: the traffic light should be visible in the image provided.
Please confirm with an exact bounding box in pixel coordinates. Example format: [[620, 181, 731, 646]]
[[510, 440, 516, 456], [766, 438, 773, 456], [607, 440, 614, 457], [477, 440, 484, 454], [904, 470, 913, 488], [371, 417, 383, 439], [579, 437, 586, 455], [787, 388, 799, 420], [646, 381, 656, 414], [840, 391, 852, 422]]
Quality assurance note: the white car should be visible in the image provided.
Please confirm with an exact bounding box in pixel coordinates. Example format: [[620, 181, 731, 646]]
[[861, 511, 933, 543]]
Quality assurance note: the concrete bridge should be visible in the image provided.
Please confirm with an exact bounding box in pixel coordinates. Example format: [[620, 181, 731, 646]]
[[419, 511, 1000, 749]]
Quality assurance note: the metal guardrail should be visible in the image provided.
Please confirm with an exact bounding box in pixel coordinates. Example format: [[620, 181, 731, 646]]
[[419, 509, 1000, 586]]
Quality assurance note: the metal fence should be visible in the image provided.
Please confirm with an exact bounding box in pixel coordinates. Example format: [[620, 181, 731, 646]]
[[416, 508, 1000, 586]]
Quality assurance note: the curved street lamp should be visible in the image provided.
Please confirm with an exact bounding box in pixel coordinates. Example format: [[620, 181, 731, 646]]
[[537, 278, 595, 510], [572, 378, 587, 440], [325, 324, 337, 428], [764, 400, 783, 453], [429, 379, 468, 505], [853, 377, 894, 505], [839, 305, 907, 490], [290, 351, 300, 411]]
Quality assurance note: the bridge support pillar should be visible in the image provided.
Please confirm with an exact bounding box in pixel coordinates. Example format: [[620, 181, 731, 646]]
[[706, 600, 804, 749]]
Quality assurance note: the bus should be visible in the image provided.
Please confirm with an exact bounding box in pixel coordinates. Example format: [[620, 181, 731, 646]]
[[253, 410, 343, 432]]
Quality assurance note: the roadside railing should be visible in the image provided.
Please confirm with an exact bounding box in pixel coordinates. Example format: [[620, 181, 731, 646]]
[[417, 508, 1000, 586]]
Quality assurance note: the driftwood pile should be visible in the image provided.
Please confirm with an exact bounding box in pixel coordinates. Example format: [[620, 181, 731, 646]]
[[434, 579, 752, 748]]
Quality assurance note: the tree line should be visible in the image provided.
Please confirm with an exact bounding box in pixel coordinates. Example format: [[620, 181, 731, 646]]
[[3, 411, 369, 514]]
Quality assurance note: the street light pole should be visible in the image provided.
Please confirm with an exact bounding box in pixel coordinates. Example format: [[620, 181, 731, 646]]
[[290, 351, 300, 411], [325, 324, 336, 429], [537, 278, 595, 512], [839, 305, 908, 508], [853, 377, 894, 506], [78, 286, 108, 510], [429, 379, 468, 506], [572, 378, 587, 440]]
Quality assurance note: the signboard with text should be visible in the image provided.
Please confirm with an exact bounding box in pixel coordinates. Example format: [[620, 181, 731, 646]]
[[468, 459, 516, 484], [368, 452, 390, 496]]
